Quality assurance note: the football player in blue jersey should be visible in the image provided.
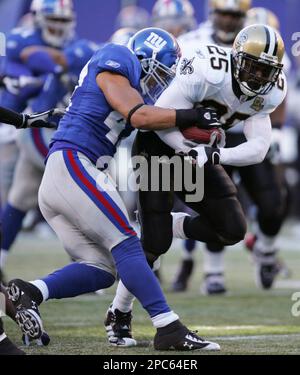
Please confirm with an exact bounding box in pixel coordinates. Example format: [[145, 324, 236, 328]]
[[151, 0, 196, 38], [7, 28, 221, 351], [0, 38, 99, 272], [0, 0, 76, 218]]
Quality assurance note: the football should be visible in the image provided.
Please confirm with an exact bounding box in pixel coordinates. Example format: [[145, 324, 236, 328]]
[[181, 126, 223, 145]]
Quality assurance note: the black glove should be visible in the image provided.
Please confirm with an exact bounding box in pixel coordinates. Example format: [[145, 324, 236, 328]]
[[188, 146, 221, 167], [176, 107, 222, 130], [22, 108, 66, 129]]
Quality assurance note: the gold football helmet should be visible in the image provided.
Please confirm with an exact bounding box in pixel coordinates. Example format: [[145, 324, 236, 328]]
[[232, 24, 284, 96], [209, 0, 252, 44], [246, 7, 280, 30], [210, 0, 252, 14]]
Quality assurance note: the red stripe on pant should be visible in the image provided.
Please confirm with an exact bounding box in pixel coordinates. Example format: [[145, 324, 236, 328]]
[[66, 150, 136, 237]]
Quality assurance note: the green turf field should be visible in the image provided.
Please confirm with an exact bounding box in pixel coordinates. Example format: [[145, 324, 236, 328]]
[[3, 233, 300, 355]]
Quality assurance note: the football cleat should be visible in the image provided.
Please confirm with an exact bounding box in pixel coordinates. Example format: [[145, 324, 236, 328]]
[[245, 233, 290, 288], [171, 259, 194, 292], [253, 251, 279, 290], [154, 320, 220, 351], [202, 273, 227, 295], [0, 335, 26, 355], [7, 279, 50, 345], [104, 306, 137, 347]]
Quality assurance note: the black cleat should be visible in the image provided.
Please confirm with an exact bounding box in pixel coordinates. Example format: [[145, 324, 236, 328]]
[[171, 259, 194, 292], [202, 273, 227, 295], [154, 320, 220, 351], [7, 279, 50, 345], [253, 251, 279, 290], [104, 306, 136, 347], [0, 335, 26, 355]]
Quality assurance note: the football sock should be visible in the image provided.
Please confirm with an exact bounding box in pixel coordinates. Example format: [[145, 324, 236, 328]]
[[151, 311, 179, 328], [255, 227, 276, 253], [112, 236, 172, 318], [171, 212, 189, 240], [111, 280, 135, 313], [34, 263, 115, 300], [182, 239, 197, 260], [203, 246, 225, 274], [1, 203, 26, 256], [185, 239, 197, 253]]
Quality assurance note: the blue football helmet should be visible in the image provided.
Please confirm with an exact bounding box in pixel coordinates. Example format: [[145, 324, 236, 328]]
[[151, 0, 196, 37], [31, 0, 76, 48], [115, 5, 150, 31], [110, 27, 138, 46], [128, 27, 181, 103]]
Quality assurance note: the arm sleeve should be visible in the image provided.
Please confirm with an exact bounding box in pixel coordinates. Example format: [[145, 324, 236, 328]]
[[153, 78, 197, 152], [220, 115, 272, 167], [26, 50, 62, 75]]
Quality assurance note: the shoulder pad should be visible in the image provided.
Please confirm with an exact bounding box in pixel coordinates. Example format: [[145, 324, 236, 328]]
[[177, 45, 229, 88], [195, 44, 229, 86]]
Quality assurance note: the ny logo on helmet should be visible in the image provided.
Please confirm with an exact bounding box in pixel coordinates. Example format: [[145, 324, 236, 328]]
[[144, 32, 167, 52]]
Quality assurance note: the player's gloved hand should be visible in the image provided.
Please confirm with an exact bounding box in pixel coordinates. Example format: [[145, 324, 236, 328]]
[[22, 108, 65, 129], [188, 146, 221, 168], [176, 107, 222, 130]]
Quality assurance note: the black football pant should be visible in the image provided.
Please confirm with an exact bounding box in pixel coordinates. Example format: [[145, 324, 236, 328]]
[[132, 131, 247, 264]]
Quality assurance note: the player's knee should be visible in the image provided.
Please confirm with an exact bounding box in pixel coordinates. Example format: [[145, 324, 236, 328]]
[[141, 213, 173, 255], [142, 231, 172, 256], [217, 214, 247, 245]]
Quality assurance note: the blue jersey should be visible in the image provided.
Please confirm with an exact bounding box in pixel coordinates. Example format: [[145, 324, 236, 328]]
[[64, 39, 99, 78], [50, 43, 142, 164]]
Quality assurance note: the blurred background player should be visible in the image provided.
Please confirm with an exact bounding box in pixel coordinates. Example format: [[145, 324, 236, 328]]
[[179, 0, 251, 49], [151, 0, 196, 38], [172, 3, 292, 294], [0, 0, 98, 271], [115, 4, 150, 31], [0, 0, 76, 213]]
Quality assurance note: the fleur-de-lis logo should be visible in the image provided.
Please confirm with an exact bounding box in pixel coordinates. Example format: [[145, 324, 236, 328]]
[[180, 57, 195, 75]]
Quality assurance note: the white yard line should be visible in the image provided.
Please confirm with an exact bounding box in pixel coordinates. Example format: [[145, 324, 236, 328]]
[[212, 334, 300, 341]]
